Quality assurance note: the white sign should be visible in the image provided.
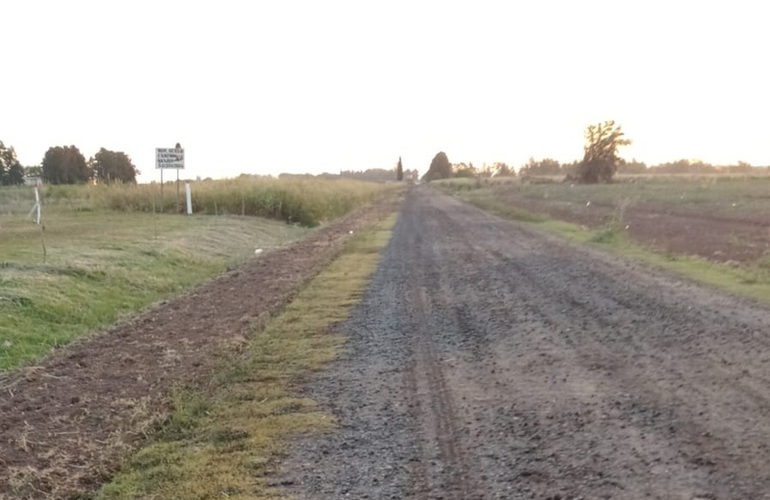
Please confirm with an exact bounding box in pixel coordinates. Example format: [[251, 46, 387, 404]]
[[156, 148, 185, 169]]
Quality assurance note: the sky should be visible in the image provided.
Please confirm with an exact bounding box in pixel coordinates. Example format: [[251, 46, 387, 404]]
[[2, 0, 768, 182]]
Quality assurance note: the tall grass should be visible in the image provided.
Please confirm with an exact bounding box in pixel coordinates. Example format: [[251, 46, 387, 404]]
[[26, 177, 391, 227], [186, 178, 387, 226]]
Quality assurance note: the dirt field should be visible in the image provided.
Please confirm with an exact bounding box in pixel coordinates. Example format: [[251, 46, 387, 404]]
[[281, 187, 770, 499], [0, 195, 398, 499], [494, 191, 770, 264]]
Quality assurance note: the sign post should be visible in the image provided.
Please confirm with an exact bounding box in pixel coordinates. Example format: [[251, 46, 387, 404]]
[[155, 146, 185, 213]]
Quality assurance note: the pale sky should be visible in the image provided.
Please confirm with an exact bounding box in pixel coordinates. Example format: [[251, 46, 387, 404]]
[[2, 0, 768, 182]]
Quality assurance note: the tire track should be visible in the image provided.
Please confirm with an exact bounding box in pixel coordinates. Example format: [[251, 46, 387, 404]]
[[404, 284, 476, 499]]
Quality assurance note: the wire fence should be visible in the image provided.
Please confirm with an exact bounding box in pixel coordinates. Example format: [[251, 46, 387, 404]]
[[0, 185, 39, 223]]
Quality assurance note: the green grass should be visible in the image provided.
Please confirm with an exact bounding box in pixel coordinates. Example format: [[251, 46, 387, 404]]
[[463, 190, 548, 223], [433, 177, 484, 191], [97, 214, 396, 500], [448, 185, 770, 304], [0, 210, 309, 371]]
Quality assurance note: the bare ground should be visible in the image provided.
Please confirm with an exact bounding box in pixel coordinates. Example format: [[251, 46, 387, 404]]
[[498, 195, 770, 264], [0, 194, 399, 499], [281, 186, 770, 499]]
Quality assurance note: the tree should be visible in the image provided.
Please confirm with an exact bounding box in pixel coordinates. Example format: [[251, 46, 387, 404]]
[[5, 164, 25, 185], [90, 147, 139, 183], [339, 168, 396, 182], [24, 165, 42, 177], [492, 162, 513, 177], [42, 145, 90, 184], [617, 158, 648, 174], [422, 151, 452, 182], [519, 157, 564, 177], [477, 164, 496, 178], [650, 159, 715, 174], [452, 162, 477, 178], [575, 120, 631, 183], [396, 156, 403, 181], [0, 141, 25, 185], [453, 167, 475, 178]]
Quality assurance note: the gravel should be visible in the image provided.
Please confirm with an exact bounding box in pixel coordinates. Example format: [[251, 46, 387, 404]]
[[281, 186, 770, 499]]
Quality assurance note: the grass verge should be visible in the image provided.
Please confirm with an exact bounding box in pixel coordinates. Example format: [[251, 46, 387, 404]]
[[96, 213, 397, 499], [450, 187, 770, 304], [0, 210, 309, 371]]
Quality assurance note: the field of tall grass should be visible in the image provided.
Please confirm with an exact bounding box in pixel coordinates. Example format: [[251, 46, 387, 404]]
[[3, 177, 391, 227]]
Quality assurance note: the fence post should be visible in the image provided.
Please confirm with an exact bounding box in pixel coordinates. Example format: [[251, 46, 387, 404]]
[[185, 182, 192, 215]]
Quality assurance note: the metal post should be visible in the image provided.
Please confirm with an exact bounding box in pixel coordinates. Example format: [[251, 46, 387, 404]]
[[185, 181, 192, 215], [28, 185, 42, 224], [35, 187, 41, 224], [176, 168, 180, 213]]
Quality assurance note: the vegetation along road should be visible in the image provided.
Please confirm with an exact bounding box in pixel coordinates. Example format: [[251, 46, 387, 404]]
[[282, 186, 770, 499]]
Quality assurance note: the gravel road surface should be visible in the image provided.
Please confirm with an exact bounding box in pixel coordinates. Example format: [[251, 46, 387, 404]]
[[282, 186, 770, 499]]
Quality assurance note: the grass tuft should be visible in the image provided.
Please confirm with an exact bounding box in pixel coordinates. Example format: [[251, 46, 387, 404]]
[[589, 198, 631, 245]]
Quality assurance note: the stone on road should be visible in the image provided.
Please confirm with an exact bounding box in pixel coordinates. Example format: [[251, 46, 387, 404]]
[[282, 186, 770, 499]]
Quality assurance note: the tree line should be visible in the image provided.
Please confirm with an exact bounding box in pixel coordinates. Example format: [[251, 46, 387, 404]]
[[0, 141, 139, 186], [0, 142, 26, 185], [421, 121, 631, 183], [421, 120, 765, 184], [520, 157, 763, 177]]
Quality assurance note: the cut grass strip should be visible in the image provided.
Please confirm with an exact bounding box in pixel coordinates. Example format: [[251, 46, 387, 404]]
[[451, 188, 770, 305], [97, 214, 397, 500]]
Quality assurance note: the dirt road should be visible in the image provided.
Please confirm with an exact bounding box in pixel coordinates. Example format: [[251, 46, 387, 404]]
[[283, 187, 770, 499]]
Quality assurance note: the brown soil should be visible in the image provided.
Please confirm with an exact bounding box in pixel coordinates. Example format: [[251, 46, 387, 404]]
[[0, 194, 399, 499], [499, 194, 770, 264]]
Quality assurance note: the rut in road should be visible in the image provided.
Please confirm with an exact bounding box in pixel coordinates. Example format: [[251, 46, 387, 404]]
[[282, 186, 770, 499]]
